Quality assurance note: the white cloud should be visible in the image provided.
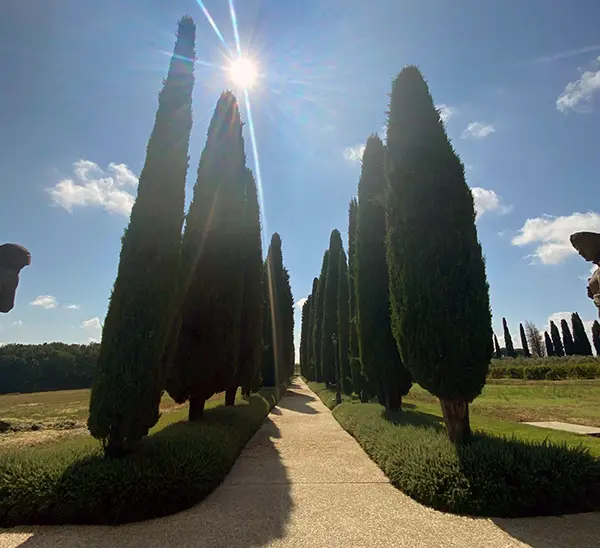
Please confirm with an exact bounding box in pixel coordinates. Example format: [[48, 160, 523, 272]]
[[30, 295, 58, 309], [471, 187, 511, 218], [437, 104, 459, 123], [461, 122, 495, 139], [65, 304, 80, 310], [343, 144, 366, 162], [11, 320, 23, 327], [81, 317, 102, 343], [556, 57, 600, 112], [48, 160, 138, 216], [295, 297, 308, 309], [512, 212, 600, 265]]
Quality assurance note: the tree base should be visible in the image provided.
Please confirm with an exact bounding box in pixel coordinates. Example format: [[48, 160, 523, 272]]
[[225, 387, 237, 406], [384, 391, 402, 413], [440, 398, 471, 444], [189, 396, 206, 421]]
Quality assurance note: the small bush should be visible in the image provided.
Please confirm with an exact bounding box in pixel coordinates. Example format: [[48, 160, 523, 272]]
[[489, 358, 600, 380], [0, 389, 278, 526], [333, 403, 600, 517]]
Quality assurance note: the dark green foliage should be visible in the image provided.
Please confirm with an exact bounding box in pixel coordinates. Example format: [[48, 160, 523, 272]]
[[572, 312, 593, 356], [544, 332, 555, 356], [0, 343, 99, 394], [0, 390, 278, 526], [299, 296, 311, 378], [312, 251, 329, 382], [520, 323, 531, 358], [321, 230, 343, 385], [488, 357, 600, 380], [550, 321, 565, 357], [334, 403, 600, 517], [281, 266, 295, 379], [337, 250, 353, 395], [562, 319, 576, 356], [88, 17, 196, 454], [260, 263, 276, 386], [238, 170, 263, 396], [494, 335, 502, 359], [502, 318, 516, 358], [305, 277, 319, 380], [592, 320, 600, 356], [385, 66, 491, 440], [356, 135, 412, 411], [166, 91, 247, 420]]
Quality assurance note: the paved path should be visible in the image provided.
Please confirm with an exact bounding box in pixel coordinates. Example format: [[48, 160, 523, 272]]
[[1, 379, 598, 547]]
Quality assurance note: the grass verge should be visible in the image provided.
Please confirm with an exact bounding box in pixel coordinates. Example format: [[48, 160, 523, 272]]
[[0, 387, 281, 526]]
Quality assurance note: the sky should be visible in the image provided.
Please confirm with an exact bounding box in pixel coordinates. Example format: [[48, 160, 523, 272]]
[[1, 0, 600, 356]]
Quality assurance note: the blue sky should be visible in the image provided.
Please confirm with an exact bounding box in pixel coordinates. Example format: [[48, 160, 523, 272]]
[[2, 0, 600, 355]]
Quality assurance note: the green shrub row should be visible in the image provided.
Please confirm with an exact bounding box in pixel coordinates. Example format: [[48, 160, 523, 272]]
[[490, 356, 600, 368], [489, 362, 600, 380], [0, 388, 280, 526], [333, 402, 600, 517]]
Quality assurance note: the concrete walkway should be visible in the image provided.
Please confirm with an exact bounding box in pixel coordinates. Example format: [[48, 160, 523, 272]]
[[1, 379, 598, 547]]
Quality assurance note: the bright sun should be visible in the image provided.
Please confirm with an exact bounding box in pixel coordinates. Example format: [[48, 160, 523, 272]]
[[228, 57, 258, 89]]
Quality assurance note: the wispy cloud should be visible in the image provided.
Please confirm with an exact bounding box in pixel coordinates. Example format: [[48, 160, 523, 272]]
[[556, 56, 600, 112], [471, 187, 512, 218], [48, 160, 138, 216], [343, 144, 366, 162], [461, 122, 495, 139], [30, 295, 58, 309], [11, 320, 23, 327], [512, 211, 600, 264], [64, 304, 80, 310], [534, 44, 600, 64], [436, 104, 459, 123]]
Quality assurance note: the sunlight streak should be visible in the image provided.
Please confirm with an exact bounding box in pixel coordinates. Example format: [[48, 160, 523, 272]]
[[194, 0, 228, 48], [228, 0, 243, 58]]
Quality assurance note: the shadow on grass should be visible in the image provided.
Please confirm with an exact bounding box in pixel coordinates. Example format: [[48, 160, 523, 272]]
[[384, 406, 445, 431]]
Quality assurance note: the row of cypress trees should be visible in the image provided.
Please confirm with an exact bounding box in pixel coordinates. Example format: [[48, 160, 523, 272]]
[[301, 66, 493, 444], [495, 314, 600, 358], [88, 17, 293, 457]]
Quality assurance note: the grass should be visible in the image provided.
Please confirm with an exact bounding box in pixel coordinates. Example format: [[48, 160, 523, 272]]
[[0, 387, 282, 526], [333, 402, 600, 517]]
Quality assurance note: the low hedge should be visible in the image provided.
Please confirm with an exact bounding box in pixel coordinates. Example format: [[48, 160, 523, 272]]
[[0, 387, 281, 526], [333, 402, 600, 517], [489, 361, 600, 380]]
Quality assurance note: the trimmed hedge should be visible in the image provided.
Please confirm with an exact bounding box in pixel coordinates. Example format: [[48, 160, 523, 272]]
[[0, 387, 283, 526], [333, 402, 600, 517], [489, 360, 600, 380]]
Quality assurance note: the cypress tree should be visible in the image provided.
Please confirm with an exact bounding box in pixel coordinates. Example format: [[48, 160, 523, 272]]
[[544, 332, 555, 356], [572, 312, 593, 356], [357, 135, 412, 412], [306, 277, 319, 380], [282, 265, 295, 379], [592, 320, 600, 356], [493, 334, 502, 359], [238, 169, 263, 397], [166, 91, 247, 420], [561, 319, 576, 356], [337, 249, 353, 395], [550, 320, 564, 357], [88, 17, 195, 456], [385, 66, 492, 442], [312, 250, 329, 382], [261, 262, 276, 386], [300, 296, 312, 378], [502, 318, 516, 358], [321, 230, 343, 386], [520, 323, 531, 358]]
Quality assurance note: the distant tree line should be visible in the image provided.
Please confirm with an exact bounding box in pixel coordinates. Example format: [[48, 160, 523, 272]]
[[493, 315, 600, 359], [0, 342, 99, 394]]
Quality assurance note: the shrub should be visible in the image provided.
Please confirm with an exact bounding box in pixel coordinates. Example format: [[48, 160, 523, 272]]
[[488, 357, 600, 380], [0, 389, 278, 526], [334, 402, 600, 517]]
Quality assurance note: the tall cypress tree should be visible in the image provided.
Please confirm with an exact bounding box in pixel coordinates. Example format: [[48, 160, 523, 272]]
[[357, 135, 412, 412], [306, 277, 319, 380], [550, 320, 564, 357], [592, 320, 600, 356], [166, 91, 247, 420], [562, 318, 576, 356], [493, 334, 502, 359], [321, 230, 343, 386], [544, 332, 555, 356], [520, 323, 531, 358], [385, 67, 492, 442], [88, 17, 195, 456], [300, 296, 312, 378], [572, 312, 593, 356], [337, 249, 353, 395], [282, 265, 295, 379], [502, 318, 516, 358], [261, 262, 276, 386], [312, 250, 329, 382], [238, 169, 263, 397]]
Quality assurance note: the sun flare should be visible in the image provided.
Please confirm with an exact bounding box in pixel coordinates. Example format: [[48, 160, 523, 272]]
[[228, 57, 258, 89]]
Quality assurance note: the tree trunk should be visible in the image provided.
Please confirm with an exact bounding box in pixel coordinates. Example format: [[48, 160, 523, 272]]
[[440, 398, 471, 444], [225, 387, 237, 406], [104, 425, 125, 458], [384, 390, 402, 413], [189, 396, 206, 421], [359, 390, 369, 403]]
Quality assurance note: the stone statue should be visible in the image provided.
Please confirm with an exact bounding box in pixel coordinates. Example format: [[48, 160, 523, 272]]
[[570, 231, 600, 317], [0, 243, 31, 313]]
